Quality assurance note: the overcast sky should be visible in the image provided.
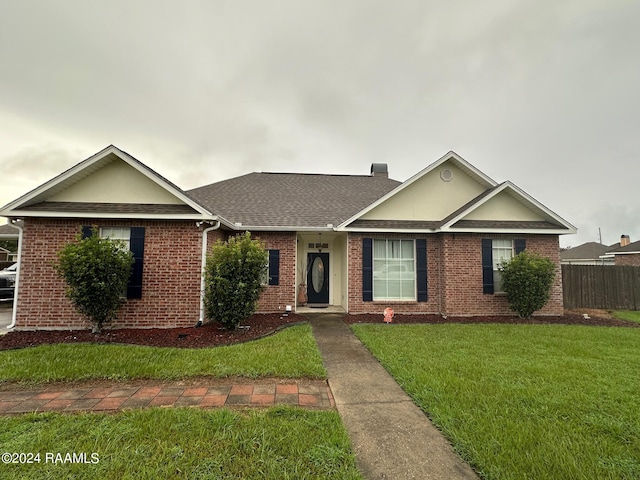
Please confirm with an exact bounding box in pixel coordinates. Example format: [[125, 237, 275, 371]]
[[1, 1, 638, 247]]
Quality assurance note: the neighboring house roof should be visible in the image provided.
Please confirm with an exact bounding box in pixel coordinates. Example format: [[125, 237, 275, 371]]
[[605, 240, 640, 256], [560, 242, 613, 263], [187, 172, 401, 229], [0, 223, 19, 239], [0, 145, 216, 221]]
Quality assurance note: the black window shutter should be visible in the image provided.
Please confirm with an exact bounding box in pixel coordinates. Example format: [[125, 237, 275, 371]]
[[362, 238, 373, 302], [416, 239, 428, 302], [515, 239, 526, 255], [268, 249, 280, 285], [127, 227, 145, 299], [482, 238, 494, 294], [81, 226, 93, 239]]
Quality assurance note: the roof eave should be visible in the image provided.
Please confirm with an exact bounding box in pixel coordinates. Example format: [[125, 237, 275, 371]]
[[445, 227, 576, 235], [338, 227, 439, 233], [229, 225, 336, 232], [337, 226, 575, 235], [2, 210, 221, 221]]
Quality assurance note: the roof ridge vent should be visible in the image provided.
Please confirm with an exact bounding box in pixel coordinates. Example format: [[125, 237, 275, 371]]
[[370, 163, 388, 178]]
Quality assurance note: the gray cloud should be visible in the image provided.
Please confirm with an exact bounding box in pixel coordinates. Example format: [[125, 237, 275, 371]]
[[1, 0, 638, 245]]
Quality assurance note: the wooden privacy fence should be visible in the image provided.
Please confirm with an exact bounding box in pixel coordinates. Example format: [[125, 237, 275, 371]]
[[562, 265, 640, 310]]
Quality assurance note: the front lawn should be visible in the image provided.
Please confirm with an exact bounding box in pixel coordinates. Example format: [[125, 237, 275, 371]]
[[0, 325, 325, 385], [353, 324, 640, 479], [613, 310, 640, 324], [0, 406, 361, 479]]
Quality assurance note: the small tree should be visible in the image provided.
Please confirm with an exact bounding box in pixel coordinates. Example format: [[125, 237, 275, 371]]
[[55, 228, 134, 333], [203, 232, 268, 329], [499, 250, 556, 318]]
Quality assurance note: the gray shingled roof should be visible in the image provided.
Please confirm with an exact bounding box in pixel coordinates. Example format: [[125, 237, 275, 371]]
[[560, 242, 612, 261], [20, 202, 199, 215], [452, 220, 565, 230], [606, 240, 640, 254], [0, 223, 18, 237], [348, 219, 442, 230], [188, 172, 401, 228]]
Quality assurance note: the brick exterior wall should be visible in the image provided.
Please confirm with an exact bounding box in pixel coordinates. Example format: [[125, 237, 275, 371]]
[[347, 232, 563, 317], [253, 232, 297, 313], [14, 218, 222, 330], [348, 232, 442, 314], [615, 254, 640, 267], [15, 219, 564, 329]]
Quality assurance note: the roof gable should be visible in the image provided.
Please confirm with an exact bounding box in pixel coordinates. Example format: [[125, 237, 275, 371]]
[[0, 145, 214, 220], [443, 182, 575, 233], [46, 156, 184, 204], [339, 152, 575, 234], [339, 152, 496, 228]]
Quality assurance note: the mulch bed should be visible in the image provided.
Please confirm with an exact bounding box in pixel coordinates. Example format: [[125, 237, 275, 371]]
[[345, 312, 639, 328], [1, 311, 637, 351], [0, 313, 306, 351]]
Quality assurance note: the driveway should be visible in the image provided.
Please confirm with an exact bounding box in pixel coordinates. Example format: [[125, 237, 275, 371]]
[[0, 302, 12, 333]]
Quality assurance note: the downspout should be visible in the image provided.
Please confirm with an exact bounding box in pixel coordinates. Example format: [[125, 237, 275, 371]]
[[7, 219, 23, 330], [196, 220, 221, 326]]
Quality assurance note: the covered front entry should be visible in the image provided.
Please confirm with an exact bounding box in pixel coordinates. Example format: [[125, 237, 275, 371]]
[[296, 232, 348, 312], [307, 252, 329, 306]]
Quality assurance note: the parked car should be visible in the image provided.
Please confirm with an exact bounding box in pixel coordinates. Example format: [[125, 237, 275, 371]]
[[0, 263, 17, 301]]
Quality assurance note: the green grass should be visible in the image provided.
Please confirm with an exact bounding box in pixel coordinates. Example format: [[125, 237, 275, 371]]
[[0, 406, 362, 479], [613, 310, 640, 324], [0, 325, 325, 385], [353, 324, 640, 480]]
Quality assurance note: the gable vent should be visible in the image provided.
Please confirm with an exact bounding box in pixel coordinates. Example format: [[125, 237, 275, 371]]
[[440, 168, 453, 182], [370, 163, 388, 178]]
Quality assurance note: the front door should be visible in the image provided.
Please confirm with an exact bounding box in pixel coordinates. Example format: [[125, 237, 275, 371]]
[[307, 252, 329, 305]]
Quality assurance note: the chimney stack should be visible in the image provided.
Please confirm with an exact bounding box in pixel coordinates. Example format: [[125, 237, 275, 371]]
[[370, 163, 388, 178], [621, 235, 631, 247]]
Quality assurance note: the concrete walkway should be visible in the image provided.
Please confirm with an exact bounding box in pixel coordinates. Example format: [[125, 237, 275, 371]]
[[309, 313, 478, 479], [0, 302, 12, 334]]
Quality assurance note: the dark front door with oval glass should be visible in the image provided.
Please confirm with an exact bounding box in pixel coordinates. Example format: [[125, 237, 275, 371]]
[[307, 252, 329, 306]]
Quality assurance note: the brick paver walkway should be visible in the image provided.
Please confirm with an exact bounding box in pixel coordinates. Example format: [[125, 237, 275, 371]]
[[0, 379, 333, 415]]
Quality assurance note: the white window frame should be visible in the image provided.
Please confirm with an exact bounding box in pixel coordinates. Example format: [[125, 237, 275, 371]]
[[99, 227, 131, 251], [492, 239, 514, 294], [98, 227, 132, 298], [261, 256, 270, 286], [373, 239, 416, 301]]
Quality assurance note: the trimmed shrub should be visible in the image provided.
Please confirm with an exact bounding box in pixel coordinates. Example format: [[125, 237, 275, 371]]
[[203, 232, 268, 329], [499, 250, 556, 318], [55, 227, 134, 333]]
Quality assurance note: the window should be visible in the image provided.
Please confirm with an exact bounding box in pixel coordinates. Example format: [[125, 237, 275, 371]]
[[264, 250, 279, 286], [99, 227, 131, 250], [373, 239, 415, 300], [84, 226, 145, 299], [482, 238, 525, 295], [492, 239, 514, 293]]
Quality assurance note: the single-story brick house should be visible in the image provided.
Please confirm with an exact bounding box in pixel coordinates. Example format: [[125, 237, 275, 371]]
[[602, 237, 640, 267], [1, 145, 576, 330]]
